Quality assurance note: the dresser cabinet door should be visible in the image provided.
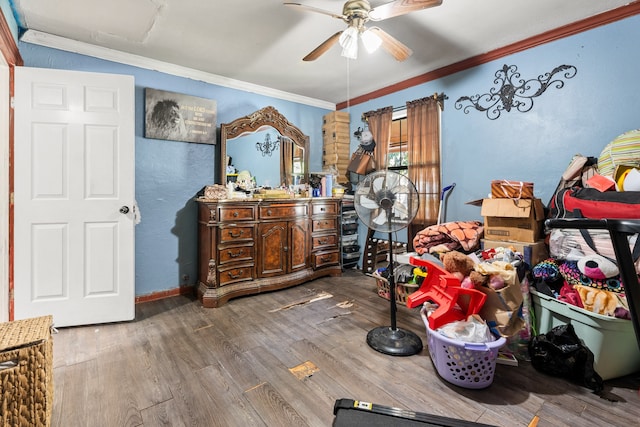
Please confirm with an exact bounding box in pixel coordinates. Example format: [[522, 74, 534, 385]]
[[290, 218, 310, 272], [257, 221, 287, 277]]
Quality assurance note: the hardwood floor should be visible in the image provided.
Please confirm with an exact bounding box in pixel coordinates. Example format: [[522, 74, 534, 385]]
[[51, 269, 640, 426]]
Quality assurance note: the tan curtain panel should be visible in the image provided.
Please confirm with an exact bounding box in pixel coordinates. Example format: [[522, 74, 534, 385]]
[[280, 137, 293, 186], [406, 97, 441, 225], [363, 106, 393, 170]]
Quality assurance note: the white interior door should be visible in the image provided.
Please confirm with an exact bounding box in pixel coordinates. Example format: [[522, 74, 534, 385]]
[[14, 67, 135, 327]]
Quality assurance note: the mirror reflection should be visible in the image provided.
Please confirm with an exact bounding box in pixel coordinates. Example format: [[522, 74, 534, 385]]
[[220, 106, 309, 189]]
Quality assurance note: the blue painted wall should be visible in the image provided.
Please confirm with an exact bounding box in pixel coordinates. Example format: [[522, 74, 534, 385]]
[[1, 0, 19, 41], [16, 12, 640, 296], [343, 14, 640, 223], [17, 41, 332, 297]]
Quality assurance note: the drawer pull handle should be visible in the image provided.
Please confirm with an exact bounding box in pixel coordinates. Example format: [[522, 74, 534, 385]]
[[321, 256, 331, 262], [233, 211, 239, 217], [284, 246, 288, 252], [267, 209, 272, 216], [228, 249, 244, 258], [318, 238, 328, 245], [227, 270, 244, 279], [320, 207, 325, 212], [229, 230, 243, 238]]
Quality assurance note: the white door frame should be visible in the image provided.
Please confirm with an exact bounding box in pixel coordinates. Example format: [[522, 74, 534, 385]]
[[0, 54, 8, 323]]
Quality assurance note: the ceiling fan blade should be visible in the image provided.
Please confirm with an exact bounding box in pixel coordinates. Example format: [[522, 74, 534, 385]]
[[369, 27, 412, 61], [303, 31, 342, 61], [369, 0, 443, 21], [284, 2, 345, 20]]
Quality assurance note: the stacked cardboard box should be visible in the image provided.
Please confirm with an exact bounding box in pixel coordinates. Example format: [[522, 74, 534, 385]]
[[480, 181, 548, 266], [480, 197, 545, 243], [322, 111, 350, 184]]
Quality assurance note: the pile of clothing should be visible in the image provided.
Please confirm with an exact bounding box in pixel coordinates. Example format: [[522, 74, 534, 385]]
[[532, 254, 630, 319]]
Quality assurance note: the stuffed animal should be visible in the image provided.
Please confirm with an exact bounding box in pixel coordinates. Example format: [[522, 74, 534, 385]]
[[441, 251, 491, 289], [577, 254, 619, 280], [441, 250, 475, 281]]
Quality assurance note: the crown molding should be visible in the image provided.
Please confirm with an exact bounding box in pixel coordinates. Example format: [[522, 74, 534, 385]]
[[20, 29, 336, 111], [337, 1, 640, 110]]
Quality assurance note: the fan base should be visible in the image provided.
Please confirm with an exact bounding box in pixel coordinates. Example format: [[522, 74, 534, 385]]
[[366, 326, 423, 356]]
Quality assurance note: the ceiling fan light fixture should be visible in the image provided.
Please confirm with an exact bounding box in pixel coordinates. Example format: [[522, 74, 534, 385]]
[[339, 26, 358, 59], [361, 28, 382, 53]]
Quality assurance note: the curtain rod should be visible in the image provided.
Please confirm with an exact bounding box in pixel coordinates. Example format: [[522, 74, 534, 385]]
[[361, 92, 448, 122]]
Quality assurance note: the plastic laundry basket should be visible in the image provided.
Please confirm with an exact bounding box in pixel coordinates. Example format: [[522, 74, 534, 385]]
[[421, 307, 506, 389]]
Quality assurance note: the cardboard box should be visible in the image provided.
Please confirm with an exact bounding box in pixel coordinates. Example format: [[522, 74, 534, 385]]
[[481, 198, 545, 243], [323, 111, 350, 124], [482, 239, 549, 266]]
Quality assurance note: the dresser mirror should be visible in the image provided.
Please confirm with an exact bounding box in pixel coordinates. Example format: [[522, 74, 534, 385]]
[[220, 106, 309, 188]]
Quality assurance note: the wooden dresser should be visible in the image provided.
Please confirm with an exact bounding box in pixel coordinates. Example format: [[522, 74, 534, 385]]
[[196, 197, 342, 307]]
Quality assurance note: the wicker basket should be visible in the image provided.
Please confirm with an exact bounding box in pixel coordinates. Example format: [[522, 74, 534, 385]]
[[374, 274, 419, 306], [0, 315, 54, 427]]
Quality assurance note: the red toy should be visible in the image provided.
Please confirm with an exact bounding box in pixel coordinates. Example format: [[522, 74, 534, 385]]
[[406, 256, 487, 330]]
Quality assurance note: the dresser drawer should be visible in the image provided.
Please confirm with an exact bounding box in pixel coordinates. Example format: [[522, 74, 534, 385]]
[[218, 264, 254, 286], [312, 201, 338, 216], [219, 226, 254, 243], [313, 218, 337, 232], [219, 206, 255, 221], [312, 234, 338, 250], [259, 204, 308, 219], [217, 245, 254, 265], [313, 250, 340, 269]]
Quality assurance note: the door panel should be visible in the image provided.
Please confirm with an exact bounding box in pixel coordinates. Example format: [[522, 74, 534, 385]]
[[14, 67, 135, 327], [258, 221, 287, 277], [290, 219, 309, 271]]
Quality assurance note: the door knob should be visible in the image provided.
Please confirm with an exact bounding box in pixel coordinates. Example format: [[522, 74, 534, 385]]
[[120, 206, 130, 214]]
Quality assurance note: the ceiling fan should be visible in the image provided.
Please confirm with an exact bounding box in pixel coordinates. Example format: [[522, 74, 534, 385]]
[[284, 0, 443, 61]]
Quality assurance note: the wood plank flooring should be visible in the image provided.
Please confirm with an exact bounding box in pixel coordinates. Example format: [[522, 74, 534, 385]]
[[51, 270, 640, 426]]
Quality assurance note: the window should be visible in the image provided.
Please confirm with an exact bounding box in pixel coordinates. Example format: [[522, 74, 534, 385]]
[[387, 110, 407, 173]]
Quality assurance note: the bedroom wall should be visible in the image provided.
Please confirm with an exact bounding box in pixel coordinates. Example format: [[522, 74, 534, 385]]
[[343, 13, 640, 226], [17, 41, 332, 298], [14, 12, 640, 296]]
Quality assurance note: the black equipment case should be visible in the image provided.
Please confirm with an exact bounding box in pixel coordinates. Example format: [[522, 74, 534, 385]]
[[333, 399, 497, 427]]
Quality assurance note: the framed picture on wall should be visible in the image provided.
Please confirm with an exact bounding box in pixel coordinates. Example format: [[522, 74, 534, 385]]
[[144, 88, 217, 144]]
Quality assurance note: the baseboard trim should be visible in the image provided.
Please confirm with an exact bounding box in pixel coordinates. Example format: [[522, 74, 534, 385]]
[[135, 285, 196, 304]]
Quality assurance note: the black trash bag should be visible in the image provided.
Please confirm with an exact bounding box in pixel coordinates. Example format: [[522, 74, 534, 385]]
[[529, 324, 603, 393]]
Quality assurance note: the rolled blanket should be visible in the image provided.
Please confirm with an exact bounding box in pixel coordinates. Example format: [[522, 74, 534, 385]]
[[412, 221, 484, 255]]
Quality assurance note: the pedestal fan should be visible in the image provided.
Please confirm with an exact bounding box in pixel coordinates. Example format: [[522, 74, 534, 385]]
[[354, 170, 423, 356]]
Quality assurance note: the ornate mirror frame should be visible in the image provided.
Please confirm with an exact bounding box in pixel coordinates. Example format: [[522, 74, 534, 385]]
[[219, 106, 310, 186]]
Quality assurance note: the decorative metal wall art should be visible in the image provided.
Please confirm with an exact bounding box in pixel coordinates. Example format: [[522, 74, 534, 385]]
[[455, 64, 577, 120], [256, 133, 280, 156]]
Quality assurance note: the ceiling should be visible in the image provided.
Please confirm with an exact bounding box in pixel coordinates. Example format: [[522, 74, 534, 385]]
[[11, 0, 636, 108]]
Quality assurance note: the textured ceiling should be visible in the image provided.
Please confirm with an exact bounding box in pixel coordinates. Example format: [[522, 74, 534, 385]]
[[11, 0, 637, 107]]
